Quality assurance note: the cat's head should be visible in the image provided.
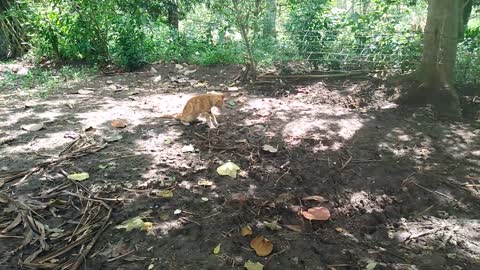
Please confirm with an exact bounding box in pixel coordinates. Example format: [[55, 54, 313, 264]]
[[214, 94, 225, 108], [208, 92, 225, 108]]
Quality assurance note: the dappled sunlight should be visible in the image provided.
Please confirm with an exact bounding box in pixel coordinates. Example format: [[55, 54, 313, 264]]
[[441, 123, 479, 159], [2, 130, 72, 156], [392, 216, 480, 262], [2, 60, 480, 270], [379, 127, 434, 161]]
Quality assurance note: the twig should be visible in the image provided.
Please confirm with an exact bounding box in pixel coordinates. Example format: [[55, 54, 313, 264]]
[[203, 211, 221, 219], [194, 132, 209, 141], [106, 250, 135, 263], [274, 169, 291, 186], [267, 248, 289, 261], [326, 264, 351, 268], [71, 220, 112, 270], [350, 159, 383, 163], [407, 226, 446, 241], [180, 217, 200, 226], [0, 234, 24, 239], [340, 155, 352, 171], [413, 183, 456, 201]]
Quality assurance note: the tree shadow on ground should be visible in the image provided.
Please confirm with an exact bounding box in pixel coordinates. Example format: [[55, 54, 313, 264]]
[[0, 63, 479, 270]]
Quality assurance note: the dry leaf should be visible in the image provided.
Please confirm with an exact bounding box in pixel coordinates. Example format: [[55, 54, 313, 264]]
[[67, 172, 90, 181], [213, 243, 221, 254], [262, 144, 278, 153], [274, 193, 295, 203], [302, 207, 331, 221], [197, 179, 214, 186], [244, 260, 264, 270], [174, 209, 182, 215], [151, 189, 173, 198], [335, 227, 344, 233], [263, 220, 282, 231], [216, 161, 241, 178], [104, 134, 123, 142], [241, 225, 253, 236], [115, 217, 149, 232], [250, 235, 273, 257], [366, 260, 378, 270], [111, 119, 127, 128], [21, 123, 44, 132], [229, 193, 248, 205], [181, 144, 195, 152], [78, 89, 93, 95], [283, 224, 303, 232], [302, 195, 328, 203]]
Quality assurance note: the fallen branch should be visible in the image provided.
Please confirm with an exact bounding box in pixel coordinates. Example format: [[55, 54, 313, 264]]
[[258, 71, 368, 80]]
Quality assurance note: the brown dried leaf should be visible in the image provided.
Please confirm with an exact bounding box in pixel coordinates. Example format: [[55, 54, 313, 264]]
[[302, 195, 328, 203], [250, 235, 273, 257], [1, 213, 22, 233], [302, 207, 331, 221], [241, 225, 253, 236], [111, 119, 127, 128]]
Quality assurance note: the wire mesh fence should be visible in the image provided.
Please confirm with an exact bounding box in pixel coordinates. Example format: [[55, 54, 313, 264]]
[[181, 15, 479, 84]]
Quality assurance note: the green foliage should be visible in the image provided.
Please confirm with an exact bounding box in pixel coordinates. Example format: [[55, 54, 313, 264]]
[[2, 0, 479, 85], [284, 0, 423, 71], [457, 26, 480, 84]]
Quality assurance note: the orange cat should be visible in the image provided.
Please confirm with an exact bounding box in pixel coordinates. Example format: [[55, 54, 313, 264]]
[[161, 93, 225, 128]]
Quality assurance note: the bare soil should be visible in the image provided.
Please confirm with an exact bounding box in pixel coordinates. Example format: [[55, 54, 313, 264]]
[[1, 62, 480, 270]]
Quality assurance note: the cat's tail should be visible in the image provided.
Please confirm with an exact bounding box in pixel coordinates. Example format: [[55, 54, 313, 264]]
[[159, 113, 182, 120]]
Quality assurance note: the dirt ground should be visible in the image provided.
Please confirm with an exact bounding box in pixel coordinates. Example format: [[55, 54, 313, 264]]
[[1, 62, 480, 270]]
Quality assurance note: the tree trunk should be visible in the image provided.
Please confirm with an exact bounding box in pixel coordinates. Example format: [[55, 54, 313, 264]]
[[263, 0, 276, 39], [0, 0, 27, 59], [403, 0, 463, 118], [167, 2, 179, 30]]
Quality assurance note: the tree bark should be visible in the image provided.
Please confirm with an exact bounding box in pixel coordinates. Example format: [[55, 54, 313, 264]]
[[263, 0, 276, 39], [167, 1, 179, 30], [403, 0, 463, 118]]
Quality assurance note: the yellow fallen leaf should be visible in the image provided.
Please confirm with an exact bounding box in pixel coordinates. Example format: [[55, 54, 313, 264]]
[[244, 260, 264, 270], [115, 217, 149, 232], [213, 243, 221, 254], [67, 172, 90, 181], [263, 220, 282, 231], [250, 235, 273, 257], [198, 179, 214, 186], [241, 225, 253, 236], [151, 189, 173, 198], [144, 222, 153, 232], [216, 161, 241, 178], [335, 227, 344, 233]]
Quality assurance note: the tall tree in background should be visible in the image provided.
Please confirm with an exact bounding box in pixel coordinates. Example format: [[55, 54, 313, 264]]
[[211, 0, 266, 80], [263, 0, 276, 38], [404, 0, 473, 118], [167, 1, 179, 29]]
